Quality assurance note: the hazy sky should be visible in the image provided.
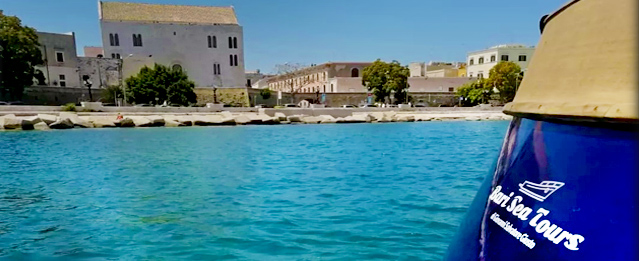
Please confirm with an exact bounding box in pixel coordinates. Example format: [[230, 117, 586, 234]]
[[1, 0, 565, 73]]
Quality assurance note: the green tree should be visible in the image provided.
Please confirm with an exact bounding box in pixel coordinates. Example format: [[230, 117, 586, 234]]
[[0, 11, 43, 100], [125, 64, 196, 106], [456, 78, 492, 106], [259, 88, 272, 99], [487, 61, 523, 103], [101, 85, 124, 104], [362, 59, 410, 104]]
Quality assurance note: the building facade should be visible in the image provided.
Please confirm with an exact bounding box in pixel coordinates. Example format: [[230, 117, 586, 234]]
[[266, 61, 473, 94], [267, 62, 372, 93], [409, 61, 465, 78], [99, 1, 246, 88], [35, 32, 81, 88], [466, 44, 535, 78]]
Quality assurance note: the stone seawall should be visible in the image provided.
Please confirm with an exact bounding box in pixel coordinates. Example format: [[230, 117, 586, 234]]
[[1, 110, 512, 131]]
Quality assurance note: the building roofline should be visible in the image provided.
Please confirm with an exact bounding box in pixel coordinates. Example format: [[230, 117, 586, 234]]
[[467, 45, 535, 55]]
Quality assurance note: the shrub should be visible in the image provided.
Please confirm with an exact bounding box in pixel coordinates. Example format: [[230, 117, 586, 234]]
[[61, 103, 76, 111]]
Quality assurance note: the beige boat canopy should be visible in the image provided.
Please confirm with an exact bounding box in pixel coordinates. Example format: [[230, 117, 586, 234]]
[[504, 0, 637, 122]]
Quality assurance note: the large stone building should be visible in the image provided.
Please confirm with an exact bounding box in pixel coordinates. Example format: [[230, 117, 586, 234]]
[[265, 61, 473, 94], [35, 32, 81, 88], [98, 1, 246, 88], [466, 44, 535, 78]]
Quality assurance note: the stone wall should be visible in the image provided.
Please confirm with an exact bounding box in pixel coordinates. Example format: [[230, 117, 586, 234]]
[[78, 57, 122, 88], [194, 87, 250, 107], [21, 86, 105, 105]]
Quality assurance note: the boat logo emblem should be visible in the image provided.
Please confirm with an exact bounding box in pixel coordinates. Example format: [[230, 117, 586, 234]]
[[518, 180, 564, 202]]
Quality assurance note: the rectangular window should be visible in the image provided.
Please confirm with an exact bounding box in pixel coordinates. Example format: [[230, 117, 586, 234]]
[[208, 36, 212, 48], [109, 34, 115, 46], [501, 55, 509, 61], [228, 37, 233, 48], [133, 34, 143, 47], [234, 55, 238, 67], [55, 51, 64, 62], [233, 37, 238, 49], [519, 55, 527, 61], [490, 55, 496, 62], [213, 63, 221, 75], [448, 87, 454, 92], [229, 55, 234, 66], [59, 74, 66, 87], [213, 36, 217, 48]]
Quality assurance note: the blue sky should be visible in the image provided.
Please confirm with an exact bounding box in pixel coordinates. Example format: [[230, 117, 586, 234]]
[[1, 0, 565, 73]]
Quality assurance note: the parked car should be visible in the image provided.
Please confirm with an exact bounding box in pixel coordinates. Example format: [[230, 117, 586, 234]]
[[283, 104, 297, 108], [134, 104, 153, 107], [386, 104, 398, 108], [255, 104, 267, 108], [0, 101, 7, 105], [359, 104, 377, 108], [341, 105, 357, 108], [413, 103, 427, 107]]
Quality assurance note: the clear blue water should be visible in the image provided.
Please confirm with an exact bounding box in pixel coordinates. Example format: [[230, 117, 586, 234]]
[[0, 121, 508, 260]]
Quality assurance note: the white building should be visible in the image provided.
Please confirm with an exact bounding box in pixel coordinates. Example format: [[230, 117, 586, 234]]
[[35, 32, 81, 88], [466, 44, 535, 78], [98, 1, 246, 88]]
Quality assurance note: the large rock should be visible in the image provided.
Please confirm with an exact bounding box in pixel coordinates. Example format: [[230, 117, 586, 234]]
[[234, 115, 252, 125], [164, 120, 183, 127], [115, 118, 135, 127], [220, 111, 233, 118], [287, 115, 303, 123], [319, 115, 337, 124], [192, 115, 212, 126], [368, 112, 385, 122], [37, 114, 57, 125], [210, 115, 236, 125], [487, 115, 504, 121], [0, 114, 21, 130], [145, 115, 165, 127], [20, 116, 42, 130], [49, 118, 74, 129], [274, 112, 287, 122], [129, 116, 154, 127], [414, 115, 433, 122], [89, 116, 117, 128], [301, 116, 322, 124], [465, 116, 481, 121], [394, 114, 416, 122], [33, 122, 50, 131], [338, 114, 369, 123], [252, 114, 279, 125], [59, 112, 92, 128], [163, 115, 192, 126]]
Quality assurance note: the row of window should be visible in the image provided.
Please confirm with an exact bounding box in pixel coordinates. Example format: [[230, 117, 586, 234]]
[[109, 33, 143, 47], [213, 63, 221, 75], [469, 55, 526, 65]]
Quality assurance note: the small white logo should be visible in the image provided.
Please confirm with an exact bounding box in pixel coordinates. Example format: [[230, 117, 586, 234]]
[[518, 181, 564, 202]]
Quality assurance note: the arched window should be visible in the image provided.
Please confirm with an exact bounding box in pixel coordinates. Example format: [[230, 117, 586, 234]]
[[228, 37, 233, 48], [172, 64, 182, 72], [133, 34, 142, 47], [234, 55, 238, 66], [478, 57, 484, 64], [109, 34, 114, 46], [213, 36, 217, 48], [351, 68, 359, 77], [229, 55, 234, 66], [207, 36, 212, 48], [233, 37, 238, 49], [114, 34, 119, 46]]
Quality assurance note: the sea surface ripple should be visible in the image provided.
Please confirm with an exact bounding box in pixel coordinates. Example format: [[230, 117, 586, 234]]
[[0, 121, 508, 260]]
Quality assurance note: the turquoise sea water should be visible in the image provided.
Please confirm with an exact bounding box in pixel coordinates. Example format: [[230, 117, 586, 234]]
[[0, 121, 509, 260]]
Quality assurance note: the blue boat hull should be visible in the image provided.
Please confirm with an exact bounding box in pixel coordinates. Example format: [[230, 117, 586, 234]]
[[445, 117, 638, 260]]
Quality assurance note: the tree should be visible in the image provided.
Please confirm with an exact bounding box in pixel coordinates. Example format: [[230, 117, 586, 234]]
[[487, 61, 523, 103], [0, 11, 43, 100], [124, 64, 196, 106], [362, 59, 410, 104], [101, 85, 124, 104], [456, 78, 492, 106], [259, 88, 272, 99]]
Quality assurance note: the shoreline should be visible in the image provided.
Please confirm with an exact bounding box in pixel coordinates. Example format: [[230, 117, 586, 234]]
[[0, 110, 512, 131]]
